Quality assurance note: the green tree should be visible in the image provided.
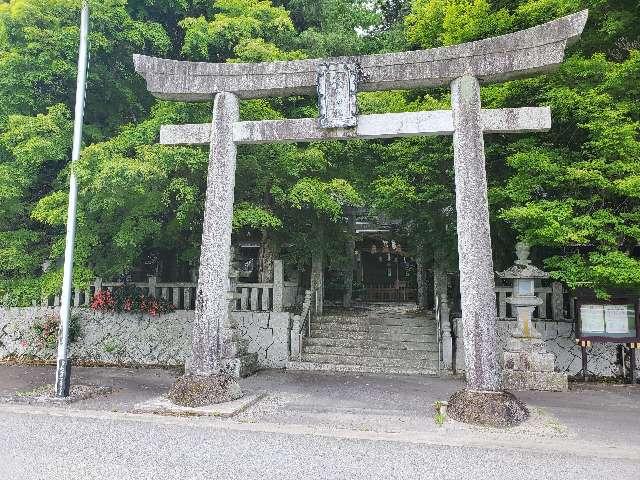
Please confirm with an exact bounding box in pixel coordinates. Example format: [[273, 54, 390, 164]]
[[0, 0, 171, 303], [405, 0, 640, 296]]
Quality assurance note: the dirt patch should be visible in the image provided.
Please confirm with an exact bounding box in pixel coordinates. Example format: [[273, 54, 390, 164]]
[[447, 389, 529, 428], [167, 374, 243, 407], [2, 384, 114, 404]]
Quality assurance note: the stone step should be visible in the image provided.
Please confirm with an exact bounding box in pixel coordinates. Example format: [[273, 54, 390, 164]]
[[302, 345, 437, 359], [287, 361, 438, 376], [316, 316, 433, 327], [304, 337, 437, 350], [311, 323, 435, 335], [308, 331, 435, 343], [300, 353, 437, 368]]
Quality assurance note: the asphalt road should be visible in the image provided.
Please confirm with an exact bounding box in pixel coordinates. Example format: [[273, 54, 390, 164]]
[[1, 407, 638, 480]]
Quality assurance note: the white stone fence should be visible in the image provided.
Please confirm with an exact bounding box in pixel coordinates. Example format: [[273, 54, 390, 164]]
[[495, 282, 572, 321], [41, 260, 298, 313]]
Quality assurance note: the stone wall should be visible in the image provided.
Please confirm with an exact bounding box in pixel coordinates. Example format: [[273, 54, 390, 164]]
[[0, 307, 291, 370], [455, 318, 631, 377], [234, 311, 290, 369]]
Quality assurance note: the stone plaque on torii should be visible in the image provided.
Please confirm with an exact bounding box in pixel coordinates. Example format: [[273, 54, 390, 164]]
[[134, 10, 587, 410]]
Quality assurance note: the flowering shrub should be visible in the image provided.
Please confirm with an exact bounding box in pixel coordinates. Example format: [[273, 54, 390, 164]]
[[30, 313, 81, 350], [90, 285, 175, 316], [90, 290, 115, 311]]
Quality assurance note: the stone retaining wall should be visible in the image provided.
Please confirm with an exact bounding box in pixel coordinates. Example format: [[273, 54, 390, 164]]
[[455, 318, 632, 377], [0, 307, 291, 369]]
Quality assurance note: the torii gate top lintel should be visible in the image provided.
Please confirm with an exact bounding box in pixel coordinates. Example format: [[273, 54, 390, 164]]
[[133, 9, 587, 102]]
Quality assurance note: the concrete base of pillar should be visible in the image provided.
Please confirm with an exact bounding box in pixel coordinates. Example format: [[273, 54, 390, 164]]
[[504, 350, 555, 372], [136, 392, 265, 417], [503, 370, 568, 392], [167, 373, 244, 407]]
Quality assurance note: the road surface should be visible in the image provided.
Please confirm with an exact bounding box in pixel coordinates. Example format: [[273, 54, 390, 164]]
[[1, 405, 638, 480]]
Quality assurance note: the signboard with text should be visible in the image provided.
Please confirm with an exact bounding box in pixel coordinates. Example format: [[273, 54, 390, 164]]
[[576, 298, 639, 343]]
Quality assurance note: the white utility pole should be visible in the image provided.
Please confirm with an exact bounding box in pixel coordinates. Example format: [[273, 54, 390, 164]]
[[55, 3, 89, 397]]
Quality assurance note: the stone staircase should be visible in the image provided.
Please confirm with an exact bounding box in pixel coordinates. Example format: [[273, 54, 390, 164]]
[[287, 304, 439, 375]]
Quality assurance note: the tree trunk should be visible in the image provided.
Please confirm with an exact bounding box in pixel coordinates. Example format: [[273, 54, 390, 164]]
[[343, 215, 356, 308], [416, 241, 428, 309], [258, 230, 276, 283], [433, 245, 448, 309], [310, 223, 324, 316]]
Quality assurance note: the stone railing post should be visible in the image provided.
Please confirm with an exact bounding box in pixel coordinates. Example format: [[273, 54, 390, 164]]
[[273, 260, 284, 312], [440, 293, 453, 370], [147, 275, 157, 298], [94, 277, 103, 295], [416, 241, 427, 309], [453, 317, 466, 372], [311, 250, 323, 316], [290, 316, 302, 360]]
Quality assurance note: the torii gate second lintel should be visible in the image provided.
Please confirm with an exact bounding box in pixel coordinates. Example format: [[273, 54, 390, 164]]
[[133, 10, 587, 394]]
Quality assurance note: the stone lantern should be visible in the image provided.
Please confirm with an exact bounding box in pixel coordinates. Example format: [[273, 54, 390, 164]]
[[497, 242, 568, 391]]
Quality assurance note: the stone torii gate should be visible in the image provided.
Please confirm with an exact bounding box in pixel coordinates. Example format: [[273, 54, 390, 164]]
[[134, 10, 587, 408]]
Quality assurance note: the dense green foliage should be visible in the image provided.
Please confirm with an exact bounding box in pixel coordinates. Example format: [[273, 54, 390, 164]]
[[0, 0, 639, 304]]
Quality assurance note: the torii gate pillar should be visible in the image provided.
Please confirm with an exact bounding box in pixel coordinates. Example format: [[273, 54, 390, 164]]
[[451, 75, 501, 392]]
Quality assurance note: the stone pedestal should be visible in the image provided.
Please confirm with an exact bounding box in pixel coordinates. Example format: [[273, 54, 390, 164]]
[[503, 337, 568, 391]]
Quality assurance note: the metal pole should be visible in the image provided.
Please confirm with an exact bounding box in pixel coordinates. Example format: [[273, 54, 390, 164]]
[[55, 3, 89, 397]]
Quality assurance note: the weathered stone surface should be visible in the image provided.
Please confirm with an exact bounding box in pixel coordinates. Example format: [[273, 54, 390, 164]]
[[455, 317, 633, 378], [235, 312, 290, 369], [317, 62, 358, 128], [159, 107, 551, 146], [451, 74, 501, 392], [190, 92, 240, 376], [0, 307, 290, 371], [503, 370, 568, 392], [167, 374, 242, 407], [448, 389, 529, 428], [503, 351, 555, 372], [133, 10, 587, 100], [506, 336, 546, 352], [288, 304, 438, 375], [0, 307, 192, 366]]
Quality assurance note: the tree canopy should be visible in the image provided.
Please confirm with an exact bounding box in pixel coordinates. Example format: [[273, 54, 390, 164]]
[[1, 0, 639, 304]]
